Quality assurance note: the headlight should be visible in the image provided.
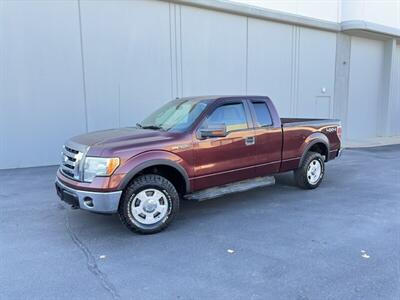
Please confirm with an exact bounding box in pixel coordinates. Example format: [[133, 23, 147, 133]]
[[83, 157, 120, 183]]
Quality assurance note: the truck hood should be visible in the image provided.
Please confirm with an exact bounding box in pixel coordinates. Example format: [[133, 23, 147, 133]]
[[70, 127, 174, 148]]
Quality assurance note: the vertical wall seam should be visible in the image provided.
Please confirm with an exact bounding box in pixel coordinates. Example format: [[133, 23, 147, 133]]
[[295, 26, 300, 116], [296, 27, 299, 115], [118, 84, 121, 127], [290, 26, 300, 116], [168, 3, 174, 99], [290, 26, 295, 115], [330, 34, 339, 119], [0, 0, 4, 168], [344, 37, 352, 141], [384, 39, 396, 136], [245, 17, 249, 95], [175, 5, 179, 97], [333, 33, 342, 120], [174, 5, 179, 97], [77, 0, 89, 132], [379, 40, 390, 136], [179, 5, 183, 97], [292, 26, 296, 115], [293, 26, 296, 115]]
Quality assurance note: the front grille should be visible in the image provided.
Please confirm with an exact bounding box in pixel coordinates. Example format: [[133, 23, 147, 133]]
[[60, 145, 84, 181], [65, 146, 79, 154]]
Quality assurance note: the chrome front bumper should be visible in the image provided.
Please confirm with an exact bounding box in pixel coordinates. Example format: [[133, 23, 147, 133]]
[[55, 178, 122, 214]]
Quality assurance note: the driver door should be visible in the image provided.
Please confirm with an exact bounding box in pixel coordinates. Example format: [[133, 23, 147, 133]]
[[192, 100, 257, 191]]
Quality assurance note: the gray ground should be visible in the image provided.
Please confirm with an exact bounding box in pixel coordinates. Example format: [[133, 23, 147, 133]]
[[1, 145, 399, 300]]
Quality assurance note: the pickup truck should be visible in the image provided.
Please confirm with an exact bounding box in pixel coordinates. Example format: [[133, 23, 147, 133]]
[[55, 96, 342, 234]]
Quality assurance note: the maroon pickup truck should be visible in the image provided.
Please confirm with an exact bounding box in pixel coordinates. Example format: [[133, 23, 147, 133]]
[[56, 96, 341, 234]]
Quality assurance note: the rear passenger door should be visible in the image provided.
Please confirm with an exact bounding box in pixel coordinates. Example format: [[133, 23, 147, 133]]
[[248, 100, 282, 176], [192, 100, 257, 191]]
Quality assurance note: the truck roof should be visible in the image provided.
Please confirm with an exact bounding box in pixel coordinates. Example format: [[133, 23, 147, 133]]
[[177, 95, 269, 103]]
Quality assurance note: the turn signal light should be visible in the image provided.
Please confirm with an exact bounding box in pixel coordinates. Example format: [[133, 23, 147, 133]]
[[106, 158, 120, 175]]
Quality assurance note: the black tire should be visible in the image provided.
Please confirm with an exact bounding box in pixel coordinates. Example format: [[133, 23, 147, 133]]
[[118, 174, 180, 234], [294, 151, 325, 189]]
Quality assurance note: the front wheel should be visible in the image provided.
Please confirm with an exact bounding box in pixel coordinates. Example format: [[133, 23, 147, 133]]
[[294, 151, 325, 189], [118, 174, 180, 234]]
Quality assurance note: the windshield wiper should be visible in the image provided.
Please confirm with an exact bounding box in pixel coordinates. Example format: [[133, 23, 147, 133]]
[[141, 125, 165, 131]]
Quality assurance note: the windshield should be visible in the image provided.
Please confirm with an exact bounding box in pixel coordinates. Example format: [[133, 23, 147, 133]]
[[139, 99, 208, 132]]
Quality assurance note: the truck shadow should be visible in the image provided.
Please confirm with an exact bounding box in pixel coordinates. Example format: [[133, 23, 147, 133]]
[[179, 172, 298, 216], [62, 172, 299, 238], [273, 172, 297, 187]]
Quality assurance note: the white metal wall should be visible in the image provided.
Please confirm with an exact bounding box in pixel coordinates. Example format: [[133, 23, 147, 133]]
[[296, 28, 336, 119], [80, 0, 173, 131], [247, 19, 293, 115], [0, 0, 399, 169], [180, 6, 247, 96], [231, 0, 400, 30], [391, 44, 400, 135], [347, 37, 385, 140], [0, 1, 86, 169]]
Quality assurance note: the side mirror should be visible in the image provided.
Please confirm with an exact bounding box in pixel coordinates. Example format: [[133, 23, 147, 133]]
[[200, 124, 227, 138]]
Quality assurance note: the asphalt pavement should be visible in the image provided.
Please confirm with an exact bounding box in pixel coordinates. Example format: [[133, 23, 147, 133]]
[[1, 145, 399, 299]]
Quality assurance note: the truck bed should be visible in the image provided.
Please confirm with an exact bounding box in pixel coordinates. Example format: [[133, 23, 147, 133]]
[[278, 117, 342, 173]]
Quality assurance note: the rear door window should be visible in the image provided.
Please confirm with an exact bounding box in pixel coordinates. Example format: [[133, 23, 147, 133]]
[[252, 102, 273, 127]]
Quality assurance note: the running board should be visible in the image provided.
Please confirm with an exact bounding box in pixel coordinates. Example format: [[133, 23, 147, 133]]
[[185, 176, 275, 202]]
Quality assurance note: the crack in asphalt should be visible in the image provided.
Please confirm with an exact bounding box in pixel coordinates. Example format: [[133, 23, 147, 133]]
[[65, 213, 121, 300]]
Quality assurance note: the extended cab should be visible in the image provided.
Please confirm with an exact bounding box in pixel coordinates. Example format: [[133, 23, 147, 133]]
[[55, 96, 342, 234]]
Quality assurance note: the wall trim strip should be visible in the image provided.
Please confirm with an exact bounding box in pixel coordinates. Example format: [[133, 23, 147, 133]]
[[162, 0, 400, 39]]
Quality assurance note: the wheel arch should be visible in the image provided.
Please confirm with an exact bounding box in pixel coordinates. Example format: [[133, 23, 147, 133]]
[[299, 135, 330, 167], [118, 159, 190, 195]]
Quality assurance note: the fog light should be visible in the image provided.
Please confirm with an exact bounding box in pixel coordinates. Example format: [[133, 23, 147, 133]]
[[83, 197, 94, 207]]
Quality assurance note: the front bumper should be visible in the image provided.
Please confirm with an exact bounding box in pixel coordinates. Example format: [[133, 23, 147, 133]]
[[55, 178, 122, 214]]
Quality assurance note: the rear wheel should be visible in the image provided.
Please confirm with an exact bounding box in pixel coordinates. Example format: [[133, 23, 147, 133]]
[[294, 151, 325, 189], [118, 174, 180, 234]]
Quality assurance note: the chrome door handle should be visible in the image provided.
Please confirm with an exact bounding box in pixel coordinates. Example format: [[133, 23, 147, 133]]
[[245, 136, 255, 146]]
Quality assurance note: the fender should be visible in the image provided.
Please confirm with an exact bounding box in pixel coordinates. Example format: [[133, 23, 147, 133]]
[[116, 151, 191, 192], [298, 133, 330, 167]]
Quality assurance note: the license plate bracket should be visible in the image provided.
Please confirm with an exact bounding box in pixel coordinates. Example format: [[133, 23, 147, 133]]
[[55, 183, 80, 208]]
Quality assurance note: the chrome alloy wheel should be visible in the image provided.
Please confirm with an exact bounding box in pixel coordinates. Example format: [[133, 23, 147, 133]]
[[307, 159, 322, 185], [130, 189, 169, 225]]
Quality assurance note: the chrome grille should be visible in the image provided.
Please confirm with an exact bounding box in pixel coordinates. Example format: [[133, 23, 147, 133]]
[[60, 144, 84, 181]]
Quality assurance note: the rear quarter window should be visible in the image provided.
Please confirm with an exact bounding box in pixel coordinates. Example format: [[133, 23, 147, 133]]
[[252, 102, 273, 127]]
